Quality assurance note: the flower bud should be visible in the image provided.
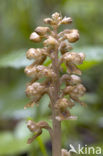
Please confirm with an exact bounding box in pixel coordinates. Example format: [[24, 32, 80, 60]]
[[44, 36, 58, 46], [56, 98, 74, 109], [69, 74, 81, 85], [78, 52, 85, 61], [26, 48, 36, 59], [55, 98, 69, 110], [36, 65, 45, 71], [59, 41, 72, 54], [25, 65, 37, 77], [35, 65, 56, 78], [56, 109, 71, 121], [27, 120, 40, 133], [27, 121, 45, 144], [63, 86, 73, 94], [30, 32, 41, 42], [61, 17, 72, 24], [65, 29, 79, 43], [26, 48, 46, 60], [27, 120, 52, 144], [52, 12, 61, 21], [24, 101, 36, 109], [72, 84, 86, 97], [67, 63, 82, 75], [35, 26, 50, 35], [44, 18, 54, 25], [41, 67, 56, 78], [63, 52, 85, 65], [26, 82, 45, 97], [64, 84, 86, 97]]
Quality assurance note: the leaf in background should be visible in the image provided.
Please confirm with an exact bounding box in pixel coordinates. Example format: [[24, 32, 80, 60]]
[[62, 46, 103, 71], [0, 49, 31, 68], [0, 132, 30, 155], [76, 46, 103, 70], [0, 75, 36, 118]]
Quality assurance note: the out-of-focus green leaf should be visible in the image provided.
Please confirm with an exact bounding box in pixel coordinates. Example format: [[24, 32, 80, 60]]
[[0, 120, 31, 155], [62, 46, 103, 71], [0, 49, 31, 68], [82, 93, 99, 105], [63, 0, 103, 45], [0, 74, 36, 118], [79, 61, 98, 70], [0, 132, 30, 155], [76, 46, 103, 70], [77, 47, 103, 61]]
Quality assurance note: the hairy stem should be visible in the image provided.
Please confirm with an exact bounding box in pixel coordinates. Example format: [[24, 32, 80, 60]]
[[51, 26, 61, 156]]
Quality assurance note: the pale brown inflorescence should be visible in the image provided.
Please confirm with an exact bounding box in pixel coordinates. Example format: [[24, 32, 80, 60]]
[[25, 12, 86, 154]]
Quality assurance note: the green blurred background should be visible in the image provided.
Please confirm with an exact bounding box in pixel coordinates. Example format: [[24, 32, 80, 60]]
[[0, 0, 103, 156]]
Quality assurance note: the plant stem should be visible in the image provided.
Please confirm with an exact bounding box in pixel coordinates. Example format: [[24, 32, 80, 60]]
[[52, 116, 61, 156], [51, 26, 61, 156]]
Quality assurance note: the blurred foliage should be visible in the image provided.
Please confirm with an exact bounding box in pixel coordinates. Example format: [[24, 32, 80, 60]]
[[0, 0, 103, 156]]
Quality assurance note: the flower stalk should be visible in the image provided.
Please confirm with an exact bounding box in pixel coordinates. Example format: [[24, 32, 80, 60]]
[[25, 12, 86, 156]]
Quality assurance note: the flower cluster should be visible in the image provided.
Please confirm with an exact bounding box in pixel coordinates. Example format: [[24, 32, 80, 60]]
[[25, 12, 86, 147], [27, 120, 52, 144], [55, 98, 75, 121]]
